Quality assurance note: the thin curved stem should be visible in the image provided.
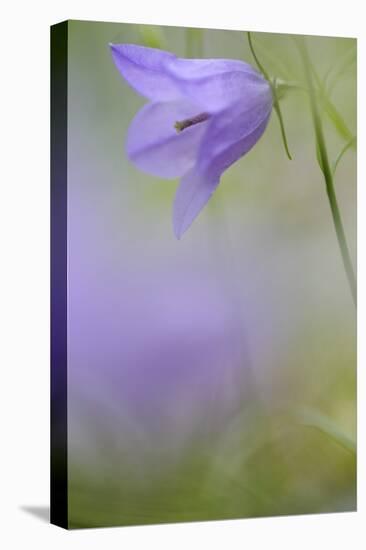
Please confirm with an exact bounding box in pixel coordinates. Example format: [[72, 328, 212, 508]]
[[297, 38, 356, 307], [247, 32, 292, 160], [247, 31, 270, 80], [333, 136, 357, 176], [272, 78, 292, 160]]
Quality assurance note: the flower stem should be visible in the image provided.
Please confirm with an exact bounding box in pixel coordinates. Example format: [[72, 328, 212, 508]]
[[272, 78, 292, 160], [297, 38, 356, 307], [247, 31, 270, 81], [247, 32, 292, 160], [333, 136, 357, 176]]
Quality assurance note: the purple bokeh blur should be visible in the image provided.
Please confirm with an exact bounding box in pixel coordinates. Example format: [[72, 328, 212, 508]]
[[66, 174, 273, 471]]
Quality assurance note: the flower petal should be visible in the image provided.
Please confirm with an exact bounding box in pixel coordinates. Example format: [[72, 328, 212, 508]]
[[173, 168, 220, 239], [195, 96, 273, 174], [110, 44, 271, 110], [126, 100, 209, 179], [173, 101, 272, 238], [168, 58, 270, 112], [110, 44, 181, 101]]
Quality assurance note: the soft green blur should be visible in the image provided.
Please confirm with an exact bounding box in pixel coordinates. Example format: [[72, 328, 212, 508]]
[[67, 21, 356, 527]]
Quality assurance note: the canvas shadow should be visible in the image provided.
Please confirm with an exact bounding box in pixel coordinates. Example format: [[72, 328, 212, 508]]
[[20, 506, 49, 523]]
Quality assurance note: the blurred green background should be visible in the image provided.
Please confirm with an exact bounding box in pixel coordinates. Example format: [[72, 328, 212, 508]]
[[66, 20, 356, 528]]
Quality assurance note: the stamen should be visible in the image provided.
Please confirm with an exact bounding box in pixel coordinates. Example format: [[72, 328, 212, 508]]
[[174, 112, 210, 132]]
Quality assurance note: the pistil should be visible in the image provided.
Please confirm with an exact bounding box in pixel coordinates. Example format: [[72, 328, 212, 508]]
[[174, 112, 210, 132]]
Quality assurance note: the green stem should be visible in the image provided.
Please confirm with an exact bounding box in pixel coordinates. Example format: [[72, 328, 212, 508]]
[[247, 32, 292, 160], [247, 31, 269, 80], [312, 65, 355, 145], [297, 39, 356, 307], [272, 78, 292, 160], [333, 136, 357, 175]]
